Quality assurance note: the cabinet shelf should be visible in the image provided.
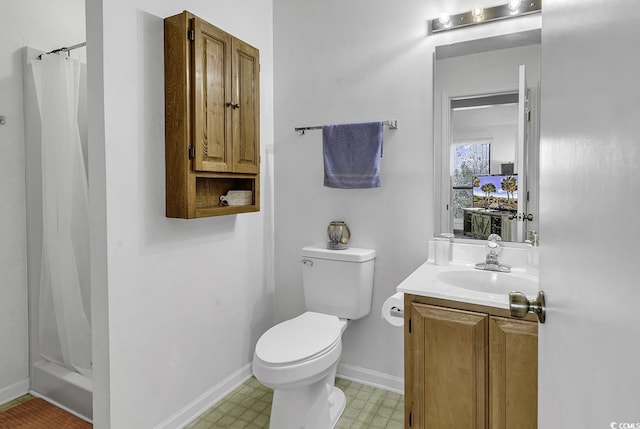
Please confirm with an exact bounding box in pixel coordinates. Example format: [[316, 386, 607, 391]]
[[195, 175, 258, 213], [195, 204, 259, 218]]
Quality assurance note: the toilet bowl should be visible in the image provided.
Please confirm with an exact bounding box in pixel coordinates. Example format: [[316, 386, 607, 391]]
[[253, 312, 348, 429], [252, 245, 376, 429]]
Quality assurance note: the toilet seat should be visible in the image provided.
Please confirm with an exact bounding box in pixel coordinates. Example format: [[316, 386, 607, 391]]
[[255, 312, 344, 366], [253, 312, 346, 389]]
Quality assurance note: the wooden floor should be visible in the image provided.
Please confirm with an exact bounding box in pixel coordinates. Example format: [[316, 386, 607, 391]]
[[0, 396, 92, 429]]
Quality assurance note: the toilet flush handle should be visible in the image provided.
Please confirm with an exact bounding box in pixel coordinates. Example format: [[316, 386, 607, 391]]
[[301, 259, 314, 267]]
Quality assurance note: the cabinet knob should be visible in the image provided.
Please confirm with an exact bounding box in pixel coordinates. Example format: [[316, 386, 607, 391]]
[[226, 102, 240, 109], [509, 290, 546, 323]]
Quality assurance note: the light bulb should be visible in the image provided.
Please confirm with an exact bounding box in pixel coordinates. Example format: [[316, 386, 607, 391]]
[[438, 12, 451, 26], [471, 5, 484, 21], [508, 0, 522, 13]]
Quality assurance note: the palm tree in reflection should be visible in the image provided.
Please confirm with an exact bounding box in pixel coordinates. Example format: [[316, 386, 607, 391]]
[[480, 183, 496, 208], [501, 176, 517, 204]]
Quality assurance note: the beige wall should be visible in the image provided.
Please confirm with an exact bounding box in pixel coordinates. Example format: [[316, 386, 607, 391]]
[[273, 0, 541, 389], [87, 0, 274, 427]]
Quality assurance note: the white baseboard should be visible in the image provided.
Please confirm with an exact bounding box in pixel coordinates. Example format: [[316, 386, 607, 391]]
[[155, 364, 253, 429], [0, 378, 30, 406], [337, 363, 404, 395]]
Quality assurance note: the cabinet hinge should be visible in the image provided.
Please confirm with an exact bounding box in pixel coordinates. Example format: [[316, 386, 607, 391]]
[[188, 145, 195, 159], [188, 29, 195, 41]]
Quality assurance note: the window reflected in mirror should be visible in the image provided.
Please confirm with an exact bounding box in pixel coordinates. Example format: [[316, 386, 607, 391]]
[[451, 140, 490, 232]]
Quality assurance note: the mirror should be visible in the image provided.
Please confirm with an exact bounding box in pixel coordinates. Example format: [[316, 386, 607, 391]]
[[434, 29, 541, 243]]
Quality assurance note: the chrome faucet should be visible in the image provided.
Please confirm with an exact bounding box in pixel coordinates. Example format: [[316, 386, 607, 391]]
[[475, 234, 511, 273]]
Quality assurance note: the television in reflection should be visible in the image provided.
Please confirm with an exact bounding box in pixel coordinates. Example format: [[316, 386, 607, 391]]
[[472, 174, 518, 212]]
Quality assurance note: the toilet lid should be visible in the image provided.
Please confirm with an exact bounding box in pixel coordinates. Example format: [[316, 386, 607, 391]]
[[255, 312, 343, 366]]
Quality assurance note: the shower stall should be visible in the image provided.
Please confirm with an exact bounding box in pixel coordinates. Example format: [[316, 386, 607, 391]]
[[23, 45, 92, 420]]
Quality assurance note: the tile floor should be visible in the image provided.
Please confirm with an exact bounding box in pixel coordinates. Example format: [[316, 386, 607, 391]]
[[185, 377, 404, 429]]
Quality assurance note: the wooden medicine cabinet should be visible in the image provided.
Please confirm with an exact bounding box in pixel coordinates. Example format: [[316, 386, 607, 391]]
[[164, 11, 260, 218]]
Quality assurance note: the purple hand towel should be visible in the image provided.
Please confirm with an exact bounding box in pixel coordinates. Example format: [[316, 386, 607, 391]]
[[322, 121, 383, 189]]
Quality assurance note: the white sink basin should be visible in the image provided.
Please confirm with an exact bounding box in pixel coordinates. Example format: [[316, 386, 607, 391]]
[[436, 270, 537, 295]]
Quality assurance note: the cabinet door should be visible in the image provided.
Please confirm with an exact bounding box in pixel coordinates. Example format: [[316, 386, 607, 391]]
[[471, 213, 491, 239], [489, 317, 537, 429], [407, 303, 488, 428], [231, 39, 260, 174], [192, 18, 233, 172]]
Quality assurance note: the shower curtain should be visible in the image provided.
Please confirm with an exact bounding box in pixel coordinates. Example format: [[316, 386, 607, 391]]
[[32, 54, 91, 378]]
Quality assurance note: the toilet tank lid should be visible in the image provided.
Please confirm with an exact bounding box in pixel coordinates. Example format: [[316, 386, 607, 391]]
[[302, 245, 376, 262]]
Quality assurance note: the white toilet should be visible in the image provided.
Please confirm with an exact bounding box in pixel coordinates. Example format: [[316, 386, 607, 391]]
[[252, 245, 376, 429]]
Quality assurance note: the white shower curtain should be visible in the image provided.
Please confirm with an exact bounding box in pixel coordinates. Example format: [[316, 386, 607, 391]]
[[32, 55, 92, 378]]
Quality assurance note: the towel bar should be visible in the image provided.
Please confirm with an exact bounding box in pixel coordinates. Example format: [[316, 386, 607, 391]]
[[295, 119, 398, 135]]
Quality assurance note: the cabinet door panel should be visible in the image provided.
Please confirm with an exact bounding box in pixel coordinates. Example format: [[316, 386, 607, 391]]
[[489, 317, 538, 429], [232, 39, 260, 174], [409, 303, 488, 428], [193, 19, 232, 172]]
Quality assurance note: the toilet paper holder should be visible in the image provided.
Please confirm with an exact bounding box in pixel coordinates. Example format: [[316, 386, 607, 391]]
[[390, 306, 404, 318], [382, 292, 404, 327]]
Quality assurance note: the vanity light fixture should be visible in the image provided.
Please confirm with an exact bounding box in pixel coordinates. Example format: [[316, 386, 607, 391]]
[[431, 0, 540, 33]]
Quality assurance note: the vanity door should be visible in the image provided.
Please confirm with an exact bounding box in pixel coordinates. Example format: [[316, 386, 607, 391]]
[[406, 302, 488, 428], [489, 317, 538, 429]]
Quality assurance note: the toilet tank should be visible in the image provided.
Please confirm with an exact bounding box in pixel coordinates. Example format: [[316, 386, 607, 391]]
[[301, 245, 375, 320]]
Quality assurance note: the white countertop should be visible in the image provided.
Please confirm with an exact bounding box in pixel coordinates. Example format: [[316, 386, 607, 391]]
[[396, 261, 539, 310]]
